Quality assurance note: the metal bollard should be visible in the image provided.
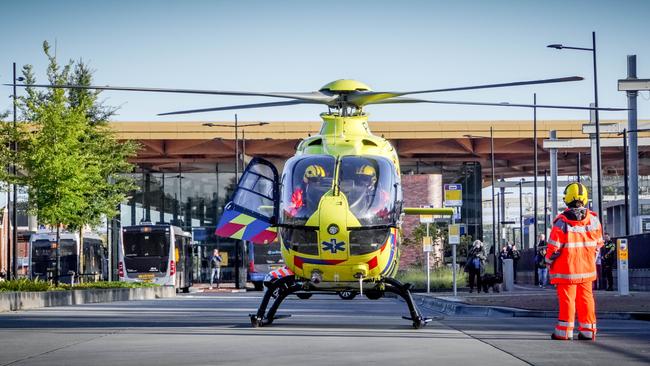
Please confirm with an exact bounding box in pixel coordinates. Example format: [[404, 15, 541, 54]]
[[502, 259, 514, 291]]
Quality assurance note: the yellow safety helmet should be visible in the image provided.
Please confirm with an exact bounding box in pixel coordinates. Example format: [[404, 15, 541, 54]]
[[356, 164, 377, 184], [563, 182, 589, 206], [303, 164, 325, 183]]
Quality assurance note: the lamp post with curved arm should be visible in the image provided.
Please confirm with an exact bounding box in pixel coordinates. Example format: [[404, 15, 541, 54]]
[[203, 118, 269, 289], [548, 31, 602, 220]]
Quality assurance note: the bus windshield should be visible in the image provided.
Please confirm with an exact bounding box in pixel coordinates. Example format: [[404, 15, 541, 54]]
[[123, 232, 170, 257], [32, 240, 53, 257]]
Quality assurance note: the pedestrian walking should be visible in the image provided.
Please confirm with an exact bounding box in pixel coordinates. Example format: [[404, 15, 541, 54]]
[[508, 243, 520, 283], [600, 233, 616, 291], [209, 249, 223, 289], [465, 240, 486, 293], [535, 246, 548, 288], [546, 182, 603, 341], [594, 247, 602, 290], [499, 246, 508, 259], [537, 234, 546, 248]]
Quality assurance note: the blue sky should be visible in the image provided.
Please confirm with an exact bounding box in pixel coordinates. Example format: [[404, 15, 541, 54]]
[[1, 0, 649, 122]]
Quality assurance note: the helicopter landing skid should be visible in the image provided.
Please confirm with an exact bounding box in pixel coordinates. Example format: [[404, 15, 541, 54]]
[[382, 277, 431, 329], [249, 275, 430, 329], [250, 275, 300, 327]]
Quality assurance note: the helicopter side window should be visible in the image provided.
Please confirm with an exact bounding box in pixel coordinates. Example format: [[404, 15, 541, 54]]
[[280, 155, 335, 225], [232, 163, 276, 219], [338, 156, 397, 226]]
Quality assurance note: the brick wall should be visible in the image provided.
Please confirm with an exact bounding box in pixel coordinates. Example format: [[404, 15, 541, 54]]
[[399, 174, 443, 268]]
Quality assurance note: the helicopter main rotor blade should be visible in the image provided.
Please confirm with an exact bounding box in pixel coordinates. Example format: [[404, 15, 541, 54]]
[[347, 76, 584, 106], [158, 100, 315, 116], [369, 97, 627, 111], [5, 83, 336, 104]]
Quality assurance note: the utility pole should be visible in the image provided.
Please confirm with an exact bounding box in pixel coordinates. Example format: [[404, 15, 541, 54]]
[[618, 125, 650, 237], [549, 131, 558, 219], [544, 169, 549, 237], [490, 127, 497, 274], [576, 152, 581, 183], [11, 62, 18, 279], [589, 104, 600, 216], [532, 94, 538, 254], [518, 179, 524, 250], [618, 56, 644, 234]]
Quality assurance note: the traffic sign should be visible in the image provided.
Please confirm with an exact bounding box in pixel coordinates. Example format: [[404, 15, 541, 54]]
[[444, 184, 463, 207], [448, 224, 460, 245], [422, 236, 433, 252], [420, 214, 434, 223]]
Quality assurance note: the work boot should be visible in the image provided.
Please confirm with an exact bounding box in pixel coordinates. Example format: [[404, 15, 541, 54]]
[[551, 333, 572, 341], [578, 333, 595, 341]]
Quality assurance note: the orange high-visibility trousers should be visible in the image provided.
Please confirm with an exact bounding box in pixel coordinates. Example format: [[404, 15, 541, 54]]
[[553, 282, 597, 339]]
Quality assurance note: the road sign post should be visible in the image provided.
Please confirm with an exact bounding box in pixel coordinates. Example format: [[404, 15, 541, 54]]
[[449, 224, 460, 297], [423, 235, 432, 293], [420, 214, 434, 293], [617, 238, 629, 296]]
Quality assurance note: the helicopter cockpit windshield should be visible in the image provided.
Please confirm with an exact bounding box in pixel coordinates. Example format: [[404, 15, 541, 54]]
[[281, 155, 336, 225], [338, 156, 398, 226]]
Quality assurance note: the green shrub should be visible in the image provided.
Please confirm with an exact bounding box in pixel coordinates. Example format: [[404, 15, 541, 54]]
[[396, 266, 467, 291], [62, 281, 159, 290], [0, 279, 159, 292], [0, 278, 63, 292]]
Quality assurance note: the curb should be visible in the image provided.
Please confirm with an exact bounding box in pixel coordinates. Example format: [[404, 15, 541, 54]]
[[414, 294, 650, 321], [0, 286, 176, 312]]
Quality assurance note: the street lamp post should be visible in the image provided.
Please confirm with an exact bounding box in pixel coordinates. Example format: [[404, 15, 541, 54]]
[[8, 63, 24, 279], [544, 169, 549, 237], [533, 94, 538, 257], [518, 179, 524, 250], [576, 152, 581, 183], [618, 128, 650, 236], [548, 31, 603, 220], [203, 118, 269, 289], [490, 127, 496, 274]]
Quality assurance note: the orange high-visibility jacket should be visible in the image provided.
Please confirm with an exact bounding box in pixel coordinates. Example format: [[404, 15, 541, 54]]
[[545, 209, 604, 284]]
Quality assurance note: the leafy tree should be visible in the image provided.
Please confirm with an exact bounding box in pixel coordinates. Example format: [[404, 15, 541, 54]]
[[62, 58, 138, 276], [0, 110, 14, 188], [12, 41, 138, 282]]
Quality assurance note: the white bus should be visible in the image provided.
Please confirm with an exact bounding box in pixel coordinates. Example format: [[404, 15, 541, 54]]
[[29, 231, 106, 283], [119, 224, 193, 292]]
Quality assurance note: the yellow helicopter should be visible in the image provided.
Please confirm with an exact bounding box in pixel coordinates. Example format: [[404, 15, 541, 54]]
[[11, 75, 625, 329]]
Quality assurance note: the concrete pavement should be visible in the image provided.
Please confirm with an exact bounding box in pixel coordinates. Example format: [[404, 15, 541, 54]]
[[415, 285, 650, 320], [0, 292, 648, 365]]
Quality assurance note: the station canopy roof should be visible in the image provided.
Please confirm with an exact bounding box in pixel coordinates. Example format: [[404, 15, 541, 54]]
[[110, 119, 650, 179]]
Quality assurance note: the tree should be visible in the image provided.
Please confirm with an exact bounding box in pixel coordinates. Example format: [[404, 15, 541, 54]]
[[14, 41, 138, 283], [63, 59, 137, 277], [0, 110, 14, 188]]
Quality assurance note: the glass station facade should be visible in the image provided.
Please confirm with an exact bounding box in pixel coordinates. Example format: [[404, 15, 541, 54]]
[[112, 163, 241, 284], [113, 159, 485, 284]]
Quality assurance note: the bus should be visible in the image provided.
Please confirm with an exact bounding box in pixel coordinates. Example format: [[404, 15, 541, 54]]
[[119, 224, 193, 292], [248, 240, 284, 291], [29, 231, 106, 283]]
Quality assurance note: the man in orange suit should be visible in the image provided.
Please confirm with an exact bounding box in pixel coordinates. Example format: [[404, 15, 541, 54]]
[[546, 182, 604, 341]]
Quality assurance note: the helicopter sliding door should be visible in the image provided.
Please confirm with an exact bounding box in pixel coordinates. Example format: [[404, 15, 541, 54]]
[[215, 158, 279, 244]]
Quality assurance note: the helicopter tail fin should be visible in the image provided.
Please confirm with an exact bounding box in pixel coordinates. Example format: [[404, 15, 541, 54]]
[[215, 208, 278, 244]]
